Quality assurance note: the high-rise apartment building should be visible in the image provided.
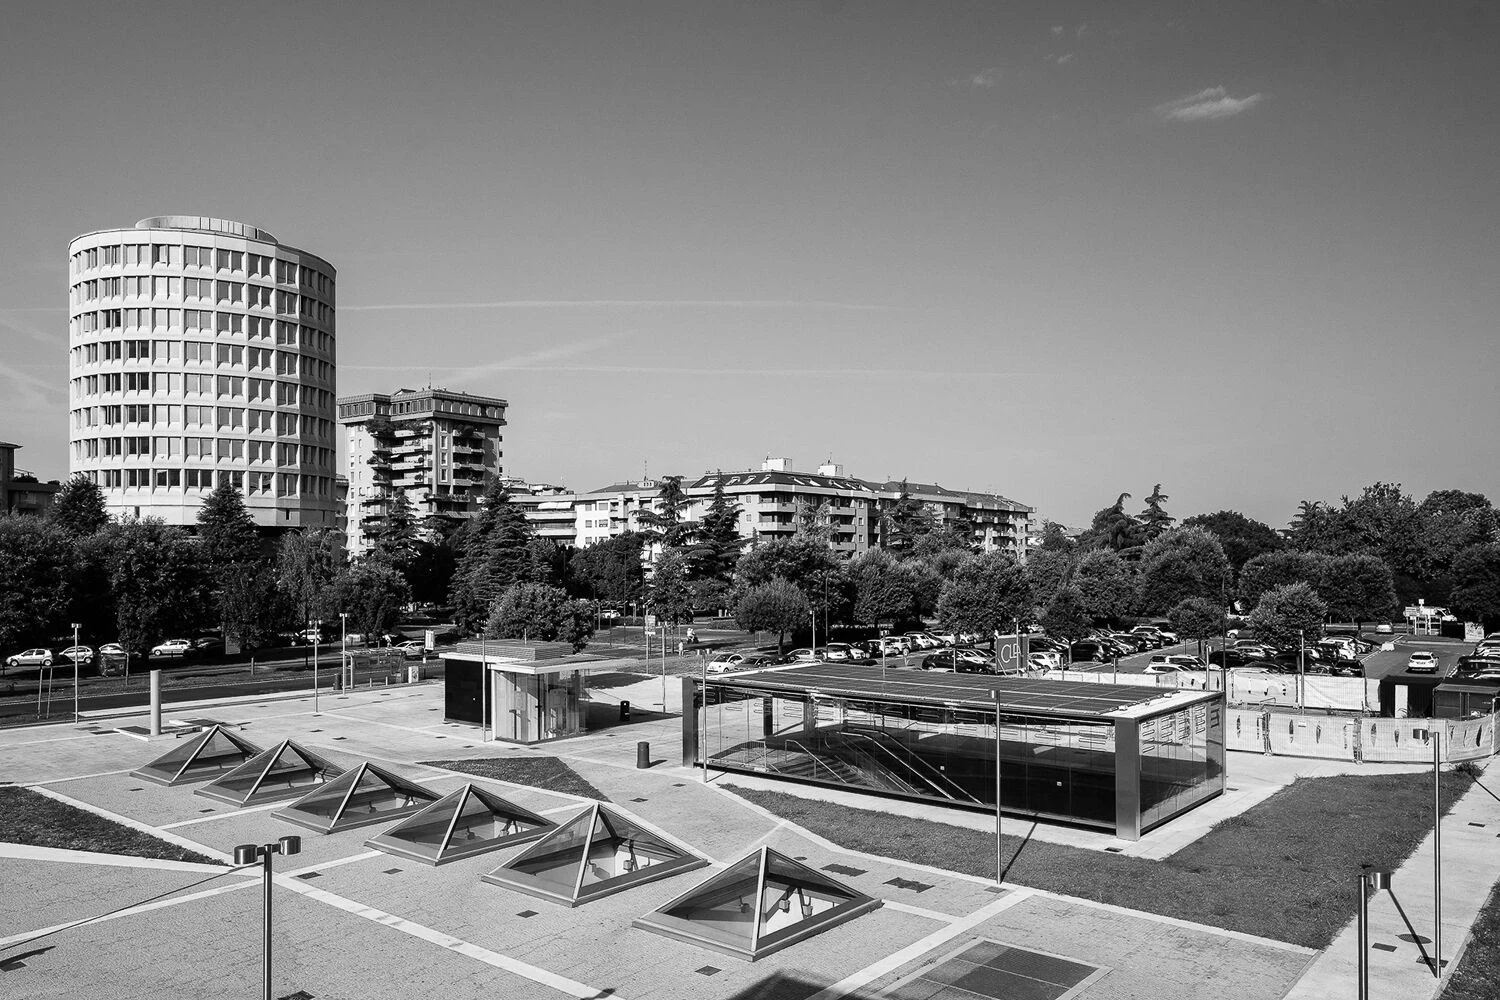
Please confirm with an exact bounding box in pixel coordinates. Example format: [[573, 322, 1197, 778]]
[[67, 216, 338, 528], [337, 387, 508, 559]]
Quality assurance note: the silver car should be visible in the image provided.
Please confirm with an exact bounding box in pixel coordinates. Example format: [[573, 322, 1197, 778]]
[[5, 648, 54, 668]]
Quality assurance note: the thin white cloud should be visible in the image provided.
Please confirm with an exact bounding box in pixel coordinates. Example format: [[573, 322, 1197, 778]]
[[1051, 25, 1064, 37], [1056, 53, 1076, 65], [1154, 86, 1266, 122], [341, 298, 889, 312], [343, 363, 1032, 380], [0, 358, 59, 408], [961, 67, 1002, 88], [0, 309, 58, 344]]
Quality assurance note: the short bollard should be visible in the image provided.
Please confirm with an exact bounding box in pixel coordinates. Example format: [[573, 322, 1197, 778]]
[[619, 700, 630, 722], [636, 741, 650, 769]]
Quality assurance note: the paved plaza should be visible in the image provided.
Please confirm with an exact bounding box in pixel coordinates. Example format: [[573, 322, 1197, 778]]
[[1, 678, 1494, 999]]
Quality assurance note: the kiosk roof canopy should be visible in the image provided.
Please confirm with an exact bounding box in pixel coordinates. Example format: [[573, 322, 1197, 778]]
[[707, 663, 1213, 719]]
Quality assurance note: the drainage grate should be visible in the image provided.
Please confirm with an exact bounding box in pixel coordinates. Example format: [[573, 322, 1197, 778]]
[[1373, 943, 1396, 952], [517, 910, 538, 918], [278, 991, 315, 1000], [1468, 822, 1486, 828], [1104, 847, 1124, 853], [823, 863, 866, 877], [886, 939, 1104, 1000], [382, 868, 403, 875], [631, 797, 648, 803], [885, 877, 933, 893], [296, 872, 322, 880], [695, 966, 721, 976]]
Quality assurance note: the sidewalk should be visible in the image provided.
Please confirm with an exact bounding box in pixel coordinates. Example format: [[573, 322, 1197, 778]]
[[1282, 757, 1500, 999]]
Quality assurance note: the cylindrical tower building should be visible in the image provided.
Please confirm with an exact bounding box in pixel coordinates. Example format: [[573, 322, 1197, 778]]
[[67, 216, 338, 529]]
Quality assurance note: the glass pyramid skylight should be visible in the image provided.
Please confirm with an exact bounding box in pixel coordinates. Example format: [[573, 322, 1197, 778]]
[[194, 740, 344, 807], [272, 761, 440, 834], [632, 846, 881, 961], [129, 724, 264, 787], [365, 782, 557, 866], [481, 802, 707, 907]]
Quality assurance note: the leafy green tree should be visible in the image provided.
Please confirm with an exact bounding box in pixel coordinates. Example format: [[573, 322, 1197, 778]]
[[1285, 500, 1356, 556], [734, 578, 811, 655], [1072, 549, 1136, 623], [690, 479, 743, 583], [276, 528, 343, 624], [485, 582, 596, 650], [1082, 493, 1143, 552], [936, 552, 1033, 639], [911, 525, 974, 558], [906, 558, 945, 618], [525, 537, 569, 588], [367, 489, 419, 571], [196, 480, 261, 568], [647, 548, 695, 626], [1167, 598, 1228, 658], [1341, 482, 1423, 589], [47, 473, 110, 537], [1136, 526, 1230, 615], [1246, 582, 1327, 650], [1449, 543, 1500, 630], [1181, 510, 1282, 577], [1040, 587, 1092, 653], [735, 535, 841, 597], [882, 480, 926, 553], [794, 496, 832, 542], [328, 561, 410, 640], [450, 482, 534, 634], [219, 565, 287, 649], [1024, 548, 1074, 605], [848, 549, 920, 626], [1238, 550, 1331, 609], [1319, 553, 1397, 630], [1416, 490, 1495, 599], [106, 519, 208, 654], [407, 534, 460, 605], [1138, 484, 1174, 541], [0, 516, 73, 655], [639, 475, 693, 548], [568, 532, 646, 604], [1035, 521, 1077, 554]]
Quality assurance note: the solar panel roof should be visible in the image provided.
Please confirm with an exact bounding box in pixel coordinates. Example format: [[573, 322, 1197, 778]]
[[705, 663, 1212, 719]]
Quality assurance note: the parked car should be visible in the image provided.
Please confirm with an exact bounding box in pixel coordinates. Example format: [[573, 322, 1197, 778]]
[[1147, 654, 1206, 673], [930, 632, 958, 647], [1068, 641, 1109, 663], [1375, 623, 1393, 634], [1406, 651, 1439, 674], [1028, 651, 1059, 671], [60, 645, 95, 665], [1231, 643, 1276, 661], [1129, 626, 1168, 648], [821, 643, 856, 662], [781, 648, 821, 664], [150, 639, 192, 658], [903, 632, 940, 650], [1109, 632, 1151, 652], [598, 608, 622, 623], [395, 640, 426, 660], [191, 637, 224, 657], [738, 654, 776, 670], [1207, 648, 1250, 668], [5, 648, 54, 668], [922, 649, 1003, 674], [707, 652, 749, 673]]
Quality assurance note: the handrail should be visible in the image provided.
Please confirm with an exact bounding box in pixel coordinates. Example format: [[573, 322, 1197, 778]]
[[839, 731, 981, 803], [779, 739, 852, 786]]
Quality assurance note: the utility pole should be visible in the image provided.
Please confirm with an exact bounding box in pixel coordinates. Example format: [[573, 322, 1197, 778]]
[[72, 622, 81, 724]]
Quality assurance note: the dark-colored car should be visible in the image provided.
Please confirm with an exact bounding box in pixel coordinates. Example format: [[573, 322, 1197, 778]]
[[1207, 648, 1250, 668], [1068, 641, 1109, 663]]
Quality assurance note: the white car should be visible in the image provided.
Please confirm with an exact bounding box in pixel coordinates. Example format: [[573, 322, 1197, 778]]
[[5, 648, 53, 668], [821, 643, 856, 661], [395, 640, 425, 660], [930, 633, 958, 647], [60, 645, 95, 665], [707, 652, 748, 674], [869, 637, 906, 657], [784, 648, 821, 663], [1147, 654, 1207, 673], [904, 632, 940, 650], [1406, 651, 1439, 674], [150, 639, 192, 658], [1028, 651, 1059, 671]]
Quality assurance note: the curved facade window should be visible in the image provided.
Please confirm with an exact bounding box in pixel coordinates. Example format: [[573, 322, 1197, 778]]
[[68, 217, 337, 528]]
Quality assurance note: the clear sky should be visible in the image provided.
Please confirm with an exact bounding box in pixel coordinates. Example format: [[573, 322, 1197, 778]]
[[2, 1, 1496, 529]]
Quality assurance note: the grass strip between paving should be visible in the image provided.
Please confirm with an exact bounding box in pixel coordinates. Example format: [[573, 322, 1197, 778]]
[[730, 769, 1472, 949], [0, 786, 221, 865], [418, 756, 609, 802]]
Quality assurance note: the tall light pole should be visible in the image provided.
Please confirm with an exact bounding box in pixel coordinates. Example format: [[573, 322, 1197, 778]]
[[71, 622, 81, 724], [1357, 869, 1393, 1000], [992, 690, 1004, 885], [309, 619, 322, 715], [234, 836, 302, 1000], [1434, 730, 1443, 977], [338, 612, 348, 689]]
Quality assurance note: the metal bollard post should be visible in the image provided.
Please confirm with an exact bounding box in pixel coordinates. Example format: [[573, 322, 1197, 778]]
[[636, 741, 651, 769], [149, 669, 162, 736]]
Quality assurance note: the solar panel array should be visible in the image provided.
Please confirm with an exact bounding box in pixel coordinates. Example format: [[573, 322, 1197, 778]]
[[707, 663, 1182, 718]]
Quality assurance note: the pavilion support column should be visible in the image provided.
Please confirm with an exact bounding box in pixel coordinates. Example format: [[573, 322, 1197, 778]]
[[1114, 718, 1142, 841]]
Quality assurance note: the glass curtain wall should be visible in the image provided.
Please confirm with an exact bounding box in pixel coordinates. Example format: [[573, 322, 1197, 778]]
[[1137, 700, 1225, 831], [700, 686, 1118, 831]]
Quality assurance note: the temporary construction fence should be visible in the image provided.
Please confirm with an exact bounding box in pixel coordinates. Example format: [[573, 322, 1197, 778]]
[[1039, 668, 1375, 712], [1225, 708, 1497, 763]]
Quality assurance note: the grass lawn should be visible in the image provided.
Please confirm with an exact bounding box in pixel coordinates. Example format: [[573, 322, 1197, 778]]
[[419, 756, 609, 801], [1441, 879, 1500, 999], [730, 769, 1472, 949], [0, 786, 221, 865]]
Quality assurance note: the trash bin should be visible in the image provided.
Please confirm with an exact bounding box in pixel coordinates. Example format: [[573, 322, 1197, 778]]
[[619, 700, 630, 722], [636, 741, 650, 769]]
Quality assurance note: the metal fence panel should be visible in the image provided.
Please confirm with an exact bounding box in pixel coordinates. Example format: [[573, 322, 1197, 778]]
[[1226, 710, 1268, 753], [1263, 714, 1356, 760], [1363, 719, 1441, 763]]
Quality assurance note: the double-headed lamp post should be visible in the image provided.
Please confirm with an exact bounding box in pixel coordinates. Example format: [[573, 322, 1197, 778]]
[[1357, 868, 1392, 1000], [71, 622, 81, 723], [234, 835, 302, 1000], [309, 619, 322, 714], [339, 612, 349, 689]]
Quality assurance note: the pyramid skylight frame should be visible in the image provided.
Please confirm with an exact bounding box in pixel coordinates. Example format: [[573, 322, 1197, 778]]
[[632, 846, 881, 961], [365, 782, 557, 866], [480, 802, 707, 907], [194, 739, 344, 807], [128, 724, 263, 787], [272, 761, 441, 834]]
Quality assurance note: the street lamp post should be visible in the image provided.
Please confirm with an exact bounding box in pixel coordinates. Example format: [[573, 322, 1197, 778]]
[[992, 689, 1004, 885], [1357, 869, 1393, 1000], [234, 835, 302, 1000], [338, 612, 348, 689], [309, 620, 322, 715], [71, 622, 81, 724]]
